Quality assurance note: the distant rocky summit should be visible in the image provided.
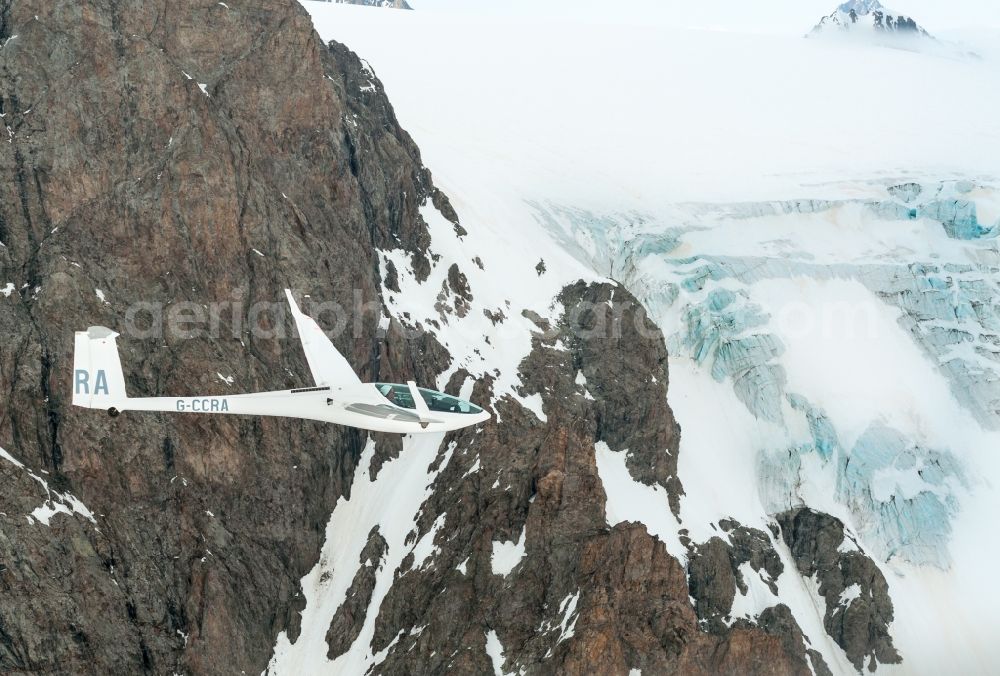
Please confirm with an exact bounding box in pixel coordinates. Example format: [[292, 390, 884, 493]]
[[810, 0, 930, 37]]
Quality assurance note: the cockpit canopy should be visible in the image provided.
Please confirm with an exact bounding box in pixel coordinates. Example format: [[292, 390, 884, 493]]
[[376, 383, 484, 415]]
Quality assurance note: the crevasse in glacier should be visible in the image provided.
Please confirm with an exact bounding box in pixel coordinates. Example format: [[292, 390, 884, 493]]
[[535, 179, 998, 569], [672, 287, 787, 424], [840, 422, 966, 568]]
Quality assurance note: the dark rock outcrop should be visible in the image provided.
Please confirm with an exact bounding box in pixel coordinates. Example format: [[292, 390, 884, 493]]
[[564, 283, 683, 513], [325, 526, 388, 659], [687, 520, 783, 630], [686, 519, 831, 675], [777, 507, 901, 671], [749, 605, 834, 676]]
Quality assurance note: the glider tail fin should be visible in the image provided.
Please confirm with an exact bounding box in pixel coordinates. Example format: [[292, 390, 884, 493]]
[[284, 289, 362, 388], [72, 326, 129, 411]]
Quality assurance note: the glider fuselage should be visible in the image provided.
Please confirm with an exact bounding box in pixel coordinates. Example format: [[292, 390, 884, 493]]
[[112, 383, 487, 433]]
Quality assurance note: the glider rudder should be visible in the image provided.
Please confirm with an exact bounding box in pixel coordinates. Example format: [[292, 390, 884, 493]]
[[72, 326, 129, 415]]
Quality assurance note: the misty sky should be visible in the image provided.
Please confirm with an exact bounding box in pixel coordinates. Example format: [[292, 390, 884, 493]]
[[406, 0, 1000, 33]]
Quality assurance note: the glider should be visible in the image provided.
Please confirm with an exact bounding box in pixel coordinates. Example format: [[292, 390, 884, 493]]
[[71, 290, 490, 434]]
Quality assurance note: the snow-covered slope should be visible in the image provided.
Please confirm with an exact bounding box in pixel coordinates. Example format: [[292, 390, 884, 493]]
[[304, 3, 999, 211], [291, 2, 1000, 673]]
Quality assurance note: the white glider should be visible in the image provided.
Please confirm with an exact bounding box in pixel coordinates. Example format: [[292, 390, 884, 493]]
[[71, 290, 490, 434]]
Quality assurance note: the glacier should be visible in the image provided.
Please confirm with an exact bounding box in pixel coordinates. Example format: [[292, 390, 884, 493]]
[[533, 183, 1000, 672], [296, 2, 1000, 673], [537, 181, 994, 570]]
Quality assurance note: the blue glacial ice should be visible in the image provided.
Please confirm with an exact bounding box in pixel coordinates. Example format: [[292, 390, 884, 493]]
[[673, 288, 787, 423], [839, 423, 966, 568], [919, 200, 995, 240], [533, 180, 995, 568]]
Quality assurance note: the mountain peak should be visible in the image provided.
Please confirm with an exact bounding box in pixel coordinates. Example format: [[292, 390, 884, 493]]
[[836, 0, 885, 14], [811, 0, 930, 37]]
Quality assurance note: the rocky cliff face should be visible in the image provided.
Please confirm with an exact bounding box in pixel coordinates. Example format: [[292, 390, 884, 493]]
[[0, 0, 438, 673], [0, 1, 901, 675]]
